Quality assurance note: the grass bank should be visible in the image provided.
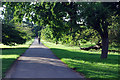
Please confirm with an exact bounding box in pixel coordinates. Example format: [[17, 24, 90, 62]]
[[0, 39, 34, 78], [41, 40, 119, 80]]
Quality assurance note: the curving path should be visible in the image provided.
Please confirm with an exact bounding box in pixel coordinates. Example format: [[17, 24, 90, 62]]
[[5, 38, 85, 79]]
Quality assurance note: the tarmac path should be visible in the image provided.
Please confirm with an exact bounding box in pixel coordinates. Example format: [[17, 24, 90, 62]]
[[5, 38, 84, 78]]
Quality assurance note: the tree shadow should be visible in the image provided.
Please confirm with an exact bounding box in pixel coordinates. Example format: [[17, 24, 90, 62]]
[[2, 47, 118, 64], [1, 48, 28, 50], [1, 48, 28, 55], [50, 48, 119, 65], [49, 48, 119, 79]]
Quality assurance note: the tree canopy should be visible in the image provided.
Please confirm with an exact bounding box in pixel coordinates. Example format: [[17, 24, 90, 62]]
[[2, 2, 120, 58]]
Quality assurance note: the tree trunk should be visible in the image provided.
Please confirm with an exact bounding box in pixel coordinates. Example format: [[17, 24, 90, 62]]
[[100, 37, 109, 59]]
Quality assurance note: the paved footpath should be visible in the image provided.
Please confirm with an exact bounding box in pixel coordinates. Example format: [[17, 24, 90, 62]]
[[5, 38, 84, 78]]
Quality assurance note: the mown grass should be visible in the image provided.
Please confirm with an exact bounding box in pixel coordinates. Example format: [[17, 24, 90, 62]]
[[0, 39, 34, 77], [41, 40, 119, 80]]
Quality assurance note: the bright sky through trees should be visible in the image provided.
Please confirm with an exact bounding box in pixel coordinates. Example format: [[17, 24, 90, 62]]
[[0, 7, 4, 19]]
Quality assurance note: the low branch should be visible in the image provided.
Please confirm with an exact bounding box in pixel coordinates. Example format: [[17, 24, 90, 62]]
[[80, 43, 102, 50]]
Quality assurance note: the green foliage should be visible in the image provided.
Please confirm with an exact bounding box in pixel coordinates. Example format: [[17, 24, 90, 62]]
[[2, 2, 35, 45], [16, 24, 35, 41], [3, 2, 120, 57], [41, 24, 100, 47], [2, 23, 26, 45], [41, 25, 53, 41], [108, 15, 120, 46]]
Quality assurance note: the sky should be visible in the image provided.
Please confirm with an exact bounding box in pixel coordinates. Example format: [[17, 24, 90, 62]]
[[0, 7, 4, 19]]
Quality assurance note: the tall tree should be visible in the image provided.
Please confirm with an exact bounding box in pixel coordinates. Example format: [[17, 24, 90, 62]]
[[77, 2, 119, 58]]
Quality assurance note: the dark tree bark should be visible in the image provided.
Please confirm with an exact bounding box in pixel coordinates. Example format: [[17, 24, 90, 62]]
[[101, 37, 109, 59], [100, 19, 109, 59]]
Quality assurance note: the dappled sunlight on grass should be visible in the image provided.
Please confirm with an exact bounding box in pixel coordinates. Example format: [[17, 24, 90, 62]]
[[62, 58, 118, 78], [0, 40, 34, 48], [42, 40, 119, 79], [2, 55, 19, 59], [41, 39, 80, 50]]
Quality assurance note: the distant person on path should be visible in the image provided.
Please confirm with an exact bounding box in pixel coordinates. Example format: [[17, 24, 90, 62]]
[[38, 36, 40, 44], [38, 31, 41, 44]]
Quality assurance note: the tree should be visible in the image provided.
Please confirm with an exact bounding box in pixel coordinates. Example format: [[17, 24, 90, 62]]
[[46, 2, 119, 58], [2, 23, 26, 45], [77, 2, 119, 58], [5, 2, 119, 59], [2, 2, 34, 45]]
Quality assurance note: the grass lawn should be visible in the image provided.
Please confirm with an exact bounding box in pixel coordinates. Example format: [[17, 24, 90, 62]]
[[41, 40, 119, 80], [0, 39, 34, 78]]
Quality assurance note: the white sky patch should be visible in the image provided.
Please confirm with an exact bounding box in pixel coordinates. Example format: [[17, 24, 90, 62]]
[[30, 2, 37, 5], [63, 17, 70, 22], [23, 18, 26, 21], [68, 0, 71, 2], [0, 7, 4, 11], [0, 7, 4, 19], [63, 13, 70, 22]]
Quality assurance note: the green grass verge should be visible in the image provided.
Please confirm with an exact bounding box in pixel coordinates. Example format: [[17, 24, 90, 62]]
[[0, 39, 34, 78], [41, 39, 119, 80]]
